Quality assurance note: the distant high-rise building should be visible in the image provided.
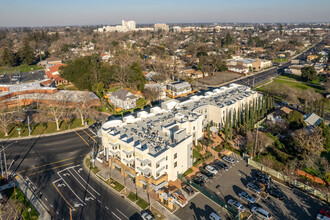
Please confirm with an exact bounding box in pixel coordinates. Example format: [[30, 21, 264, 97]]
[[122, 20, 136, 30], [154, 23, 169, 32]]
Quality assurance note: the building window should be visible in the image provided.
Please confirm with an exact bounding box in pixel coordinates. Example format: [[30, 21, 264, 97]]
[[174, 162, 177, 168], [148, 163, 151, 167], [166, 156, 168, 161], [156, 163, 160, 168], [156, 173, 160, 177], [166, 165, 168, 169], [174, 153, 177, 159], [193, 126, 195, 130]]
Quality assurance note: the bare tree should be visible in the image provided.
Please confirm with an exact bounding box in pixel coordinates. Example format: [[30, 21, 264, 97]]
[[74, 92, 97, 126], [0, 103, 15, 136], [292, 127, 324, 157], [144, 87, 161, 106]]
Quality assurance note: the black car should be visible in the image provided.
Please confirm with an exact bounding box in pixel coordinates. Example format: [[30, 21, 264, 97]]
[[212, 164, 223, 172], [201, 169, 214, 179], [183, 185, 194, 196], [216, 161, 229, 171], [268, 187, 284, 200], [193, 177, 205, 186]]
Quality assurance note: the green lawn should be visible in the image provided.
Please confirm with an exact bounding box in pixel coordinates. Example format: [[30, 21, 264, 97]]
[[272, 78, 324, 93], [0, 118, 94, 139], [277, 73, 326, 85], [0, 64, 43, 74], [4, 187, 39, 220], [136, 197, 149, 209], [127, 192, 138, 202]]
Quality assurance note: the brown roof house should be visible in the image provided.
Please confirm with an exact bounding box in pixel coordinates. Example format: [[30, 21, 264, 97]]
[[108, 89, 138, 110]]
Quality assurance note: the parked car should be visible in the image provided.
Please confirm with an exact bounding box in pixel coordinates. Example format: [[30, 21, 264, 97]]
[[201, 169, 214, 179], [253, 180, 266, 192], [320, 209, 330, 218], [183, 185, 194, 196], [317, 214, 330, 220], [209, 212, 222, 220], [141, 209, 155, 220], [212, 164, 223, 172], [268, 187, 284, 200], [251, 207, 272, 220], [216, 161, 229, 171], [256, 171, 271, 181], [222, 156, 235, 165], [246, 182, 261, 194], [193, 177, 205, 186], [227, 199, 245, 212], [238, 191, 255, 203], [205, 165, 218, 175], [197, 173, 209, 182]]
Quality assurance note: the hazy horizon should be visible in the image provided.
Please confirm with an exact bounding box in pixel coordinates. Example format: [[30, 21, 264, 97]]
[[1, 0, 330, 27]]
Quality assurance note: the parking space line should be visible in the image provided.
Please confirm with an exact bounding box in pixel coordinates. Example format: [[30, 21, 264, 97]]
[[68, 169, 96, 199], [72, 168, 100, 196], [52, 182, 75, 211]]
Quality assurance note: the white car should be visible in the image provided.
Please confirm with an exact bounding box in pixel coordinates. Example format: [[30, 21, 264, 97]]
[[227, 199, 245, 212], [205, 165, 218, 175]]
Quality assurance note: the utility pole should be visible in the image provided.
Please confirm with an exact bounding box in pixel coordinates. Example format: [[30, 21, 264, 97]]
[[28, 115, 31, 136]]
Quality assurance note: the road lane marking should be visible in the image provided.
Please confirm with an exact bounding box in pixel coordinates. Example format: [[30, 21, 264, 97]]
[[82, 129, 97, 143], [17, 155, 85, 174], [58, 173, 86, 205], [112, 212, 122, 220], [52, 183, 75, 211], [74, 130, 90, 148], [72, 168, 100, 196], [27, 162, 74, 176], [67, 169, 96, 199], [116, 208, 129, 219], [58, 165, 81, 174]]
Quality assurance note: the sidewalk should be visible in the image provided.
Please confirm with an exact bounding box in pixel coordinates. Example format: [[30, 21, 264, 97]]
[[0, 125, 90, 141], [94, 159, 180, 220], [15, 174, 51, 220]]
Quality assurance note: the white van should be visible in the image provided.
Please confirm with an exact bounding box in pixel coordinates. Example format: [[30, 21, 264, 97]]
[[209, 212, 222, 220], [251, 207, 272, 220]]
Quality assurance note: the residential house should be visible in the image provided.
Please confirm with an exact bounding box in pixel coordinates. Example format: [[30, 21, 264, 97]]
[[303, 113, 323, 128], [181, 68, 206, 79], [108, 89, 139, 110], [46, 57, 62, 65], [307, 55, 318, 62], [289, 65, 303, 75], [45, 64, 69, 86], [166, 81, 192, 97]]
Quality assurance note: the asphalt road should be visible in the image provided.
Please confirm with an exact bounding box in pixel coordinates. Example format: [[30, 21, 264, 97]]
[[1, 129, 140, 220]]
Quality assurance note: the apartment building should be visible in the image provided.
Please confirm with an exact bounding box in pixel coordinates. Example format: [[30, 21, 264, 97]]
[[154, 23, 169, 32], [101, 84, 259, 190]]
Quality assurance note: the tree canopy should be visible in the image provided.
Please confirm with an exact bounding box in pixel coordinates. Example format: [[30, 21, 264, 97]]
[[301, 66, 317, 82]]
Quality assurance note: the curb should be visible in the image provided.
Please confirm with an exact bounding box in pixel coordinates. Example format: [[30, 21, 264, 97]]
[[81, 155, 143, 212], [1, 126, 89, 141]]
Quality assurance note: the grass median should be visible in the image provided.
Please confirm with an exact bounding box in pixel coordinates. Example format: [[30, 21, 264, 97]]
[[4, 187, 39, 220]]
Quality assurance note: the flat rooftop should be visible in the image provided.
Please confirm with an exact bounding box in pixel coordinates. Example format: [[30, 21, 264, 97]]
[[103, 84, 256, 157]]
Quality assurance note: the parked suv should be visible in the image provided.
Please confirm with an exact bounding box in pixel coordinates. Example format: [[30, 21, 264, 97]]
[[238, 191, 255, 203], [197, 173, 209, 182], [193, 177, 205, 186], [222, 156, 235, 165], [216, 161, 229, 171], [205, 165, 218, 175], [246, 182, 261, 194], [251, 207, 272, 220], [212, 164, 223, 172], [201, 169, 214, 179], [183, 185, 194, 196]]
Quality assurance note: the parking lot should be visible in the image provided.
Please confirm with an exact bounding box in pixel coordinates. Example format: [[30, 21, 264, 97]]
[[175, 193, 231, 220], [200, 154, 327, 220]]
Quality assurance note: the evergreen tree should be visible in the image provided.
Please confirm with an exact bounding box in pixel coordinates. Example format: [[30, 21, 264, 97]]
[[0, 48, 16, 66], [18, 38, 35, 65]]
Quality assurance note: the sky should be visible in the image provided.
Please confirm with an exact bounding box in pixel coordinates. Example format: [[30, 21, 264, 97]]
[[0, 0, 329, 27]]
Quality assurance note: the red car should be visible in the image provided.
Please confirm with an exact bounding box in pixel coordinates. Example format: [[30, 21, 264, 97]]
[[320, 209, 330, 218]]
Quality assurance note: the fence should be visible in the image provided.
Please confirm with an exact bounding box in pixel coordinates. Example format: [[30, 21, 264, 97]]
[[248, 159, 330, 203], [178, 174, 240, 220]]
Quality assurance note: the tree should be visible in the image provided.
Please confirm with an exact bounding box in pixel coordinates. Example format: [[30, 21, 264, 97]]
[[0, 103, 15, 136], [284, 111, 306, 130], [18, 38, 35, 65], [144, 87, 161, 105], [74, 92, 96, 126], [225, 32, 233, 45], [279, 24, 283, 35], [301, 66, 317, 82], [0, 48, 16, 66], [293, 127, 324, 157]]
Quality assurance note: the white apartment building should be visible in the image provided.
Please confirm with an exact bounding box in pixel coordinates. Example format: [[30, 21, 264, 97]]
[[154, 23, 169, 32], [101, 84, 259, 190]]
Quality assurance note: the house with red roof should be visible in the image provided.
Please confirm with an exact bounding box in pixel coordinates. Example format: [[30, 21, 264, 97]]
[[45, 64, 69, 86]]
